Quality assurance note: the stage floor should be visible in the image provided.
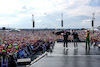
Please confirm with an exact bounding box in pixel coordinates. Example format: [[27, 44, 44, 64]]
[[30, 42, 100, 67]]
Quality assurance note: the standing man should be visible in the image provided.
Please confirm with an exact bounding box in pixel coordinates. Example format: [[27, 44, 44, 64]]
[[85, 30, 90, 49], [72, 30, 79, 49], [63, 30, 70, 49]]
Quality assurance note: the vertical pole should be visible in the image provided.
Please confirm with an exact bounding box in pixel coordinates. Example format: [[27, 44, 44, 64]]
[[61, 13, 63, 30], [92, 13, 95, 33], [32, 14, 34, 34]]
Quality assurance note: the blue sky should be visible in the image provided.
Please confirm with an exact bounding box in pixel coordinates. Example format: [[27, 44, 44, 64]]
[[0, 0, 100, 29]]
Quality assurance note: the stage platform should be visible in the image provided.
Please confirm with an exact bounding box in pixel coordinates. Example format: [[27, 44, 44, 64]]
[[30, 42, 100, 67]]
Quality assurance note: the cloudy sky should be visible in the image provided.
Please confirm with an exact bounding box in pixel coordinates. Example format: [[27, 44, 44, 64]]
[[0, 0, 100, 29]]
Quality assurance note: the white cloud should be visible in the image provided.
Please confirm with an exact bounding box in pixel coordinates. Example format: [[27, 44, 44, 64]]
[[65, 5, 100, 17], [0, 0, 100, 28], [56, 19, 61, 21], [36, 20, 42, 22], [0, 0, 99, 17], [17, 13, 31, 18], [82, 19, 91, 23], [67, 0, 91, 7], [22, 0, 68, 16], [0, 0, 24, 14], [93, 0, 99, 4]]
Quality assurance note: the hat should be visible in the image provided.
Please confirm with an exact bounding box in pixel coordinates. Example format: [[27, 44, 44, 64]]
[[2, 50, 6, 52], [9, 44, 11, 46], [15, 46, 18, 49], [64, 29, 67, 31], [87, 30, 89, 32], [14, 44, 17, 46], [8, 46, 11, 48]]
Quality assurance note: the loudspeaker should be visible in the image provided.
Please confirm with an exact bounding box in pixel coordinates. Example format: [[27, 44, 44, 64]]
[[92, 20, 94, 27], [33, 21, 35, 27], [61, 20, 63, 27], [2, 27, 6, 30]]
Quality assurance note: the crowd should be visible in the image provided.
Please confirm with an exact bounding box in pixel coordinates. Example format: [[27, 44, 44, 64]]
[[56, 30, 100, 42], [0, 30, 56, 67], [0, 30, 100, 66], [0, 31, 56, 54]]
